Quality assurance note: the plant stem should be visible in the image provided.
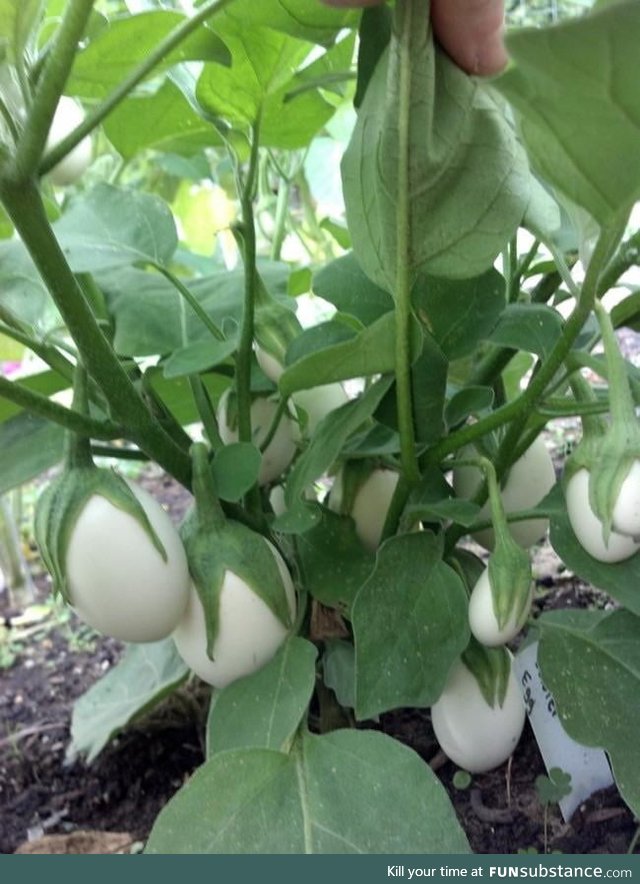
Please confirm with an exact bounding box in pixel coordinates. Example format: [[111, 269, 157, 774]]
[[426, 220, 626, 469], [0, 94, 19, 143], [392, 0, 420, 487], [0, 375, 122, 440], [40, 0, 238, 176], [0, 320, 75, 382], [10, 0, 95, 183], [0, 177, 191, 486]]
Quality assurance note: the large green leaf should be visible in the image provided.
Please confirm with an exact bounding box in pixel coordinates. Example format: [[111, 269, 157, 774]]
[[0, 239, 61, 334], [313, 253, 393, 326], [353, 532, 469, 720], [413, 269, 506, 361], [222, 0, 359, 45], [0, 413, 64, 494], [206, 637, 317, 756], [488, 304, 564, 359], [548, 484, 640, 616], [538, 609, 640, 817], [67, 10, 230, 98], [342, 0, 529, 291], [196, 18, 335, 149], [69, 640, 189, 763], [495, 1, 640, 225], [146, 728, 470, 853], [101, 263, 288, 357], [103, 80, 222, 160], [53, 184, 177, 272], [279, 312, 404, 396], [294, 507, 374, 611]]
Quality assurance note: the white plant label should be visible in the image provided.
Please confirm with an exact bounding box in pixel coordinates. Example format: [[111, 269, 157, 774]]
[[514, 640, 614, 821]]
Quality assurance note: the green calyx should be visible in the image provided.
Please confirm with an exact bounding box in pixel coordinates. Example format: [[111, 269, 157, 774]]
[[479, 456, 532, 631], [462, 639, 511, 709], [182, 443, 293, 660], [34, 465, 167, 604], [253, 267, 302, 370], [564, 305, 640, 542], [585, 301, 640, 541]]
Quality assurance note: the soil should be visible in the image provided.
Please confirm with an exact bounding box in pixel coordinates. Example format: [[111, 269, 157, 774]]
[[1, 470, 638, 856]]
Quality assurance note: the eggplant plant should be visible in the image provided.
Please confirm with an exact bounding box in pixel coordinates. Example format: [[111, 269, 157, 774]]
[[1, 0, 640, 854]]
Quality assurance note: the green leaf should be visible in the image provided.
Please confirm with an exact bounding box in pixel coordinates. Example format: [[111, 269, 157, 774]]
[[294, 507, 374, 610], [212, 443, 261, 503], [68, 639, 189, 763], [103, 80, 222, 160], [102, 263, 288, 357], [285, 319, 357, 368], [67, 10, 230, 98], [147, 368, 228, 428], [354, 4, 392, 109], [548, 484, 640, 616], [413, 269, 506, 361], [323, 639, 356, 710], [535, 768, 572, 806], [612, 292, 640, 332], [222, 0, 359, 44], [342, 0, 529, 290], [162, 336, 237, 379], [145, 728, 470, 853], [206, 637, 317, 756], [538, 608, 640, 817], [353, 532, 470, 720], [488, 304, 564, 358], [313, 253, 393, 325], [0, 413, 64, 494], [495, 1, 640, 226], [0, 238, 61, 334], [279, 312, 402, 396], [0, 0, 40, 63], [285, 376, 393, 508], [196, 19, 335, 149], [445, 386, 494, 429], [410, 331, 447, 445], [53, 184, 177, 272]]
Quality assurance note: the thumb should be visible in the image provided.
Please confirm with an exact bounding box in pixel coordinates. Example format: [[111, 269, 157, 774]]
[[431, 0, 507, 76]]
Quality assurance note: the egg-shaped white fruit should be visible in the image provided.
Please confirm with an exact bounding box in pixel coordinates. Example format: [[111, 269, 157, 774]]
[[611, 459, 640, 539], [172, 541, 296, 688], [66, 480, 190, 642], [328, 467, 399, 552], [217, 390, 298, 485], [431, 659, 526, 773], [45, 96, 93, 186], [565, 468, 640, 563], [255, 346, 284, 384], [292, 383, 349, 435], [453, 436, 556, 550], [468, 569, 532, 647]]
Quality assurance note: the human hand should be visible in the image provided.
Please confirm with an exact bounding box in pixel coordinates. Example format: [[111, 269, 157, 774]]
[[320, 0, 507, 76]]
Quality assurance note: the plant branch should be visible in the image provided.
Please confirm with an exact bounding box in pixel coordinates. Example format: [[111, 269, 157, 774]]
[[11, 0, 95, 183], [0, 375, 122, 439], [39, 0, 238, 175], [155, 264, 225, 341], [0, 178, 191, 486]]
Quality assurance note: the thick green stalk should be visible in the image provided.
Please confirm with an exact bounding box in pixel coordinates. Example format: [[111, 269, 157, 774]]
[[40, 0, 238, 175], [0, 374, 122, 440], [0, 178, 191, 486], [393, 0, 420, 487], [11, 0, 95, 182]]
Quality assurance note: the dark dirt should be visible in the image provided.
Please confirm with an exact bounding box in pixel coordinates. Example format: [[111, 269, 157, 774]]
[[1, 471, 637, 856]]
